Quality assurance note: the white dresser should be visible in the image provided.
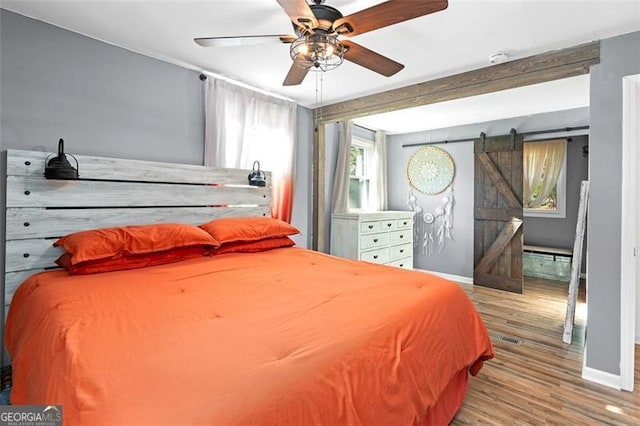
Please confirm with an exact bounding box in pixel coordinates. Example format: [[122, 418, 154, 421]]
[[330, 211, 414, 269]]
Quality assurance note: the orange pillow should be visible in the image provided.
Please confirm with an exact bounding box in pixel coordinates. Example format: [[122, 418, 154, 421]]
[[199, 217, 299, 245], [213, 237, 295, 255], [56, 245, 212, 275], [54, 223, 219, 265]]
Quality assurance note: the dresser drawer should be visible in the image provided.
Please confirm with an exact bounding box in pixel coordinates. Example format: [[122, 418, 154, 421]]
[[381, 219, 397, 231], [361, 221, 380, 234], [360, 232, 389, 250], [388, 256, 412, 269], [397, 218, 412, 229], [390, 243, 412, 260], [360, 247, 389, 264], [389, 229, 411, 245]]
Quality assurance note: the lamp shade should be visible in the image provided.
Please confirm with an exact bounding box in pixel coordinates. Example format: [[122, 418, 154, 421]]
[[45, 139, 79, 180], [248, 161, 266, 187]]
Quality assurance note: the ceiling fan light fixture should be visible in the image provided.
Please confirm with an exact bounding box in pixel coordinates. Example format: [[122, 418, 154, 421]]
[[290, 33, 345, 72]]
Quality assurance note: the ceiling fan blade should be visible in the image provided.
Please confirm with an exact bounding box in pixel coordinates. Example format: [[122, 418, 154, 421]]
[[194, 35, 296, 47], [342, 40, 404, 77], [333, 0, 448, 37], [276, 0, 318, 31], [283, 60, 310, 86]]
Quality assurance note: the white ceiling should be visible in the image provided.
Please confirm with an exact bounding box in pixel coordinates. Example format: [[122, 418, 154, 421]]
[[2, 0, 639, 133], [355, 74, 590, 134]]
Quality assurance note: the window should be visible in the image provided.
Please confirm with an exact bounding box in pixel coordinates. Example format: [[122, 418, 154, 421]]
[[348, 138, 374, 210], [523, 139, 567, 218]]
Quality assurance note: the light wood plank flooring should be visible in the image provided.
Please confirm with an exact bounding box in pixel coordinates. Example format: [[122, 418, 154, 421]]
[[452, 277, 640, 425]]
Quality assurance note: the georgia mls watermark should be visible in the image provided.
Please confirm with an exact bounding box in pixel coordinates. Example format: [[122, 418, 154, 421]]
[[0, 405, 62, 426]]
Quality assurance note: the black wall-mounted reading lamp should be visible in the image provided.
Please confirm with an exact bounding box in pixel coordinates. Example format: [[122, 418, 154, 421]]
[[248, 161, 266, 187], [44, 138, 79, 180]]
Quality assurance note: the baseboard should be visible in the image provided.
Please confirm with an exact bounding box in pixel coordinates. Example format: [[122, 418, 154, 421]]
[[582, 366, 621, 390], [416, 269, 473, 285], [420, 269, 582, 285]]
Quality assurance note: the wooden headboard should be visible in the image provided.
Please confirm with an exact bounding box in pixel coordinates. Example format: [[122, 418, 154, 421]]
[[4, 149, 271, 311]]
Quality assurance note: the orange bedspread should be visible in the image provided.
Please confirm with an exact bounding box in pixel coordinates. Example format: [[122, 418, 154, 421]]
[[6, 248, 493, 425]]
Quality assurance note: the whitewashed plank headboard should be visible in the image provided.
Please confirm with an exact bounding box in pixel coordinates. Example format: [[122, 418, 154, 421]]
[[4, 149, 271, 314]]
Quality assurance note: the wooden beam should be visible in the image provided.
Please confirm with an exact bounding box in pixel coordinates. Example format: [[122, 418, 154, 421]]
[[316, 41, 599, 123], [6, 206, 271, 240], [7, 149, 256, 185], [474, 207, 522, 221], [476, 153, 522, 209], [475, 218, 523, 274], [312, 123, 326, 251], [6, 176, 270, 208]]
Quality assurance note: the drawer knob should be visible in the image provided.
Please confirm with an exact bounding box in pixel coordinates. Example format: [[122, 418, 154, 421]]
[[403, 222, 407, 225], [373, 238, 378, 243], [399, 235, 404, 239], [387, 223, 391, 227], [368, 225, 373, 229], [400, 264, 404, 267], [373, 255, 378, 259], [400, 249, 404, 253]]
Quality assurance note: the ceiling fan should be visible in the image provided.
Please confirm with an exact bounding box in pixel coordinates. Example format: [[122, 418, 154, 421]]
[[194, 0, 448, 86]]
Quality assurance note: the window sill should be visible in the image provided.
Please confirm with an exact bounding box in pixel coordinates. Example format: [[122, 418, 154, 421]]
[[524, 209, 566, 219]]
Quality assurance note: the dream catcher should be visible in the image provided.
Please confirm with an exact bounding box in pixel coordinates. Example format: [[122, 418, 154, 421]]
[[406, 147, 455, 257]]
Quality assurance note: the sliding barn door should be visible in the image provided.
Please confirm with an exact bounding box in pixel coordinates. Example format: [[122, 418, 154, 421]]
[[474, 131, 524, 293]]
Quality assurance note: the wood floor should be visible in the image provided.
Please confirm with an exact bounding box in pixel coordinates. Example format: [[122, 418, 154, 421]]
[[451, 277, 640, 425]]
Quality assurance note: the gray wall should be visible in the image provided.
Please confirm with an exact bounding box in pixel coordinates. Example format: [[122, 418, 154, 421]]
[[587, 30, 640, 375], [387, 137, 474, 276], [387, 107, 589, 277], [524, 135, 589, 273], [353, 125, 377, 142], [0, 10, 204, 164]]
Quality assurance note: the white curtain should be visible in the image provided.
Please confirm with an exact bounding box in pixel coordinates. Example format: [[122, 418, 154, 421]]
[[204, 78, 297, 222], [331, 120, 352, 213], [371, 130, 388, 211], [523, 139, 567, 208]]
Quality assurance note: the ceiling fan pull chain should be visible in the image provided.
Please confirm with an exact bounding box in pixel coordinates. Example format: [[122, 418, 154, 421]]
[[315, 71, 319, 126], [320, 71, 324, 120]]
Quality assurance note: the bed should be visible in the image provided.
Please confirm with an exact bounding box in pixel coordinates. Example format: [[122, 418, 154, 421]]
[[3, 149, 493, 425]]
